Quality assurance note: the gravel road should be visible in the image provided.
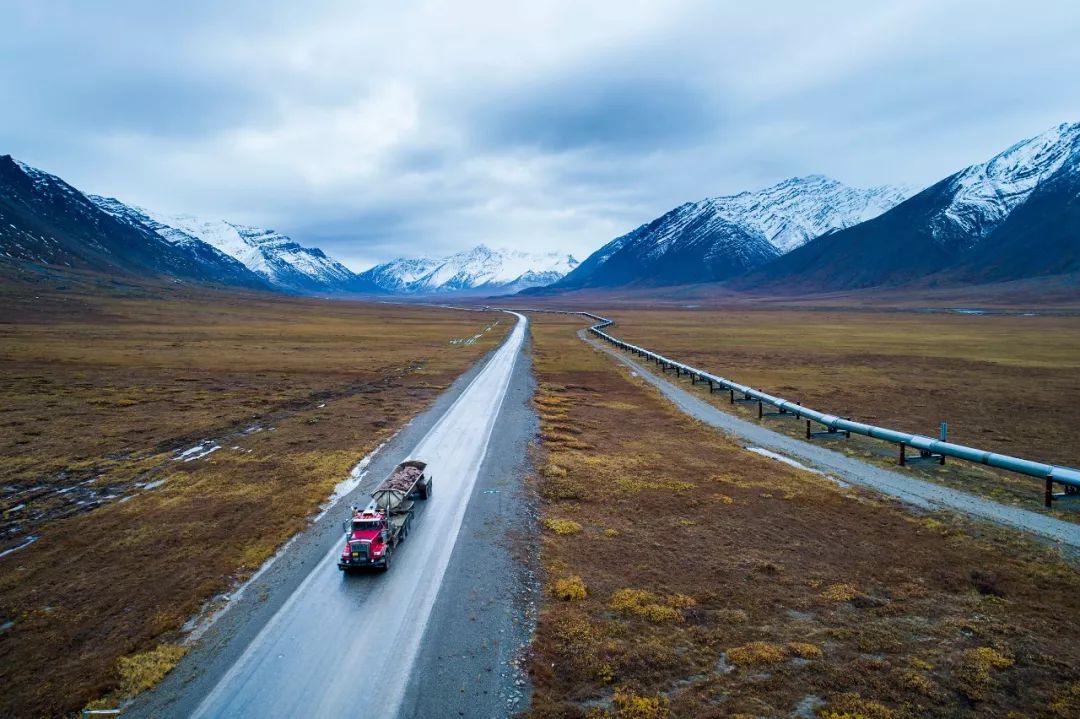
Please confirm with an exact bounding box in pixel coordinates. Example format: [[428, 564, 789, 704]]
[[128, 312, 535, 718], [581, 330, 1080, 550]]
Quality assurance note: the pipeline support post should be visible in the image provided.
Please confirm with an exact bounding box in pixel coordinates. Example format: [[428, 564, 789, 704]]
[[1046, 476, 1054, 508], [729, 389, 735, 405], [899, 444, 906, 466]]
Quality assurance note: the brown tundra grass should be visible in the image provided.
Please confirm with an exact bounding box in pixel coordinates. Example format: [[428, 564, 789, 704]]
[[0, 276, 508, 716], [524, 313, 1080, 719]]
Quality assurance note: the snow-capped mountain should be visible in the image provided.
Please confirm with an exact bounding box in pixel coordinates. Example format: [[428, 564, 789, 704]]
[[359, 245, 579, 295], [543, 176, 911, 291], [745, 121, 1080, 290], [358, 256, 442, 293], [932, 121, 1080, 249], [90, 197, 380, 294], [709, 175, 913, 253], [0, 156, 266, 288]]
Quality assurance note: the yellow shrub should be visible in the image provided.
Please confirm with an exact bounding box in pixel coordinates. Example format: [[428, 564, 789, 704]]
[[820, 583, 861, 602], [543, 517, 583, 535], [117, 644, 188, 695], [543, 464, 568, 478], [900, 670, 936, 695], [1048, 680, 1080, 717], [789, 642, 824, 659], [612, 687, 670, 719], [639, 604, 681, 623], [610, 588, 657, 612], [666, 593, 696, 609], [727, 641, 787, 666], [595, 662, 615, 684], [552, 575, 588, 601], [955, 646, 1014, 700], [603, 528, 619, 538], [818, 693, 894, 719], [609, 588, 685, 623]]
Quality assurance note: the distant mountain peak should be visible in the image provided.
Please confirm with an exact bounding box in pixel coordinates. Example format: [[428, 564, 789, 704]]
[[541, 175, 912, 292], [87, 196, 379, 294], [358, 245, 579, 295], [741, 120, 1080, 291], [0, 158, 266, 288]]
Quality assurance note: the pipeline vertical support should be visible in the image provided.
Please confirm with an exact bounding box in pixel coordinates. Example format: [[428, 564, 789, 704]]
[[690, 373, 696, 385], [806, 420, 812, 439], [729, 389, 735, 405], [1045, 476, 1054, 508], [757, 400, 763, 419], [707, 380, 715, 393], [899, 444, 906, 466]]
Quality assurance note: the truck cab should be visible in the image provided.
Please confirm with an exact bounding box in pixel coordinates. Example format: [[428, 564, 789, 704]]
[[337, 459, 429, 574], [339, 507, 391, 570]]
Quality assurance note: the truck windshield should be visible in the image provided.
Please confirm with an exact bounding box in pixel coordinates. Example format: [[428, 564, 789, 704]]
[[353, 520, 381, 531]]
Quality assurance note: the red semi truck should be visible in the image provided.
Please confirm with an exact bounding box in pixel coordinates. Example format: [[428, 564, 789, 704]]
[[338, 459, 432, 572]]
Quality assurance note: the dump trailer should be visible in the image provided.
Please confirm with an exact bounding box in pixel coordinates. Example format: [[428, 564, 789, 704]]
[[338, 460, 432, 572]]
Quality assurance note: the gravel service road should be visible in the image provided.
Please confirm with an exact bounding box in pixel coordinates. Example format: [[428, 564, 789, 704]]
[[129, 312, 534, 719], [581, 329, 1080, 550]]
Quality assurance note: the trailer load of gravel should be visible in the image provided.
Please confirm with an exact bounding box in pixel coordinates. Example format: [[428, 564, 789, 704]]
[[372, 460, 431, 511]]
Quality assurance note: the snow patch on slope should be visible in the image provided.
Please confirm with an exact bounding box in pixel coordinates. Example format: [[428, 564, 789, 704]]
[[938, 122, 1080, 247], [707, 175, 914, 254]]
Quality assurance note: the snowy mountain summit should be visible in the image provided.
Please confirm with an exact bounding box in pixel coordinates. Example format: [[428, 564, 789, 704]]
[[91, 197, 377, 294], [741, 121, 1080, 291], [933, 121, 1080, 248], [359, 245, 579, 295], [544, 175, 911, 291], [708, 175, 913, 253]]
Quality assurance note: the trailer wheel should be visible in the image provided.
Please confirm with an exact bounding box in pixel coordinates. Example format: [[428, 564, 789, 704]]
[[426, 479, 433, 498]]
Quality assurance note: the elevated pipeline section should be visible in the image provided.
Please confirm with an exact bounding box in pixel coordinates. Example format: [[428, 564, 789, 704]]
[[508, 307, 1080, 508]]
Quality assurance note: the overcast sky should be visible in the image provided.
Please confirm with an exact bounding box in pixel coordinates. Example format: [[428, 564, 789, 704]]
[[3, 1, 1078, 270]]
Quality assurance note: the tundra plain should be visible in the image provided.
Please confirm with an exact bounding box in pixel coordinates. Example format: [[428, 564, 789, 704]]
[[525, 312, 1080, 719], [0, 273, 507, 716]]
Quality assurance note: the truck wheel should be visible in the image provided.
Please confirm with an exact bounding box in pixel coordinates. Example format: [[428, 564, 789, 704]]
[[426, 479, 433, 498], [381, 552, 391, 572]]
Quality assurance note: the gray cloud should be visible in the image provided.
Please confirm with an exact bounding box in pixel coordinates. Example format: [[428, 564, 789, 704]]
[[2, 0, 1078, 270]]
